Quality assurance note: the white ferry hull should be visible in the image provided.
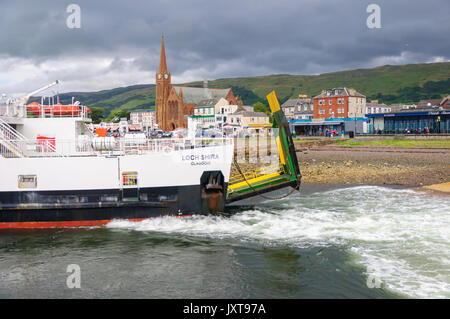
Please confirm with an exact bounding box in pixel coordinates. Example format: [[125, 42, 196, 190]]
[[0, 144, 233, 228]]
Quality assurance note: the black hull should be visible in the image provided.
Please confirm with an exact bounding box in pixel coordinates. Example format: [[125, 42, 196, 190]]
[[0, 182, 227, 228]]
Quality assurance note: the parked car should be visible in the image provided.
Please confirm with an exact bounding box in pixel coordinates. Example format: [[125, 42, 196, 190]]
[[201, 129, 223, 138], [149, 130, 164, 138], [162, 131, 173, 138]]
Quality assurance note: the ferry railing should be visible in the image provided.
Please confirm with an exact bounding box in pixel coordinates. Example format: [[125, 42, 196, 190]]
[[119, 137, 233, 155], [0, 104, 27, 118], [0, 139, 65, 158], [1, 136, 234, 158], [26, 104, 90, 119], [0, 117, 29, 157], [92, 137, 234, 156]]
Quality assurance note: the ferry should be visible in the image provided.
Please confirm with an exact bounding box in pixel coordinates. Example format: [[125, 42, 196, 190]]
[[0, 82, 301, 229]]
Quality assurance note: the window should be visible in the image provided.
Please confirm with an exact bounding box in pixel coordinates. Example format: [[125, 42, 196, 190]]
[[318, 100, 322, 105], [18, 175, 37, 189], [329, 99, 332, 105], [338, 98, 341, 104]]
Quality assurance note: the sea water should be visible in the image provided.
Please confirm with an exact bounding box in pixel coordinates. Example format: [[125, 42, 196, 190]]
[[0, 185, 449, 298]]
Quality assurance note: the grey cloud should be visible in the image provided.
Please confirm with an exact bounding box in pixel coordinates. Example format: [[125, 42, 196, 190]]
[[0, 0, 449, 93]]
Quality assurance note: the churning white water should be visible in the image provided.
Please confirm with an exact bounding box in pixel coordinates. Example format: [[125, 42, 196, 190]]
[[107, 186, 450, 298]]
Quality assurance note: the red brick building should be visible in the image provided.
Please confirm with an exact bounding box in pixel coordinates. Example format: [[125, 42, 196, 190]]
[[312, 87, 366, 119], [155, 37, 242, 131]]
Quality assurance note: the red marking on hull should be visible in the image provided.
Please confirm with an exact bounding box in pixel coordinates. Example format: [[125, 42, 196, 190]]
[[0, 215, 194, 229]]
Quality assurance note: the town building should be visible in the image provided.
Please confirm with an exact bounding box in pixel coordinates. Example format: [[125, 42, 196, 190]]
[[227, 110, 271, 134], [288, 88, 368, 136], [313, 87, 366, 119], [130, 110, 155, 131], [155, 36, 242, 131], [367, 107, 450, 134], [366, 100, 391, 114], [192, 104, 216, 129], [417, 99, 443, 108], [389, 103, 418, 112], [281, 95, 313, 120], [214, 98, 240, 130], [188, 98, 242, 130]]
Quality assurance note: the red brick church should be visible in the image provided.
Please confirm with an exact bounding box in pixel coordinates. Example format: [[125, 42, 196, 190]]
[[155, 37, 243, 131]]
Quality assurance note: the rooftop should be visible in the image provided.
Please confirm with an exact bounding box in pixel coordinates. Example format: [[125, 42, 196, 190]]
[[174, 86, 231, 105], [417, 99, 442, 108], [313, 87, 365, 99], [281, 98, 312, 107]]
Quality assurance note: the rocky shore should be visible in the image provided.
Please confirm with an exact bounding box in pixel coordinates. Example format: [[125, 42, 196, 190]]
[[231, 143, 449, 187], [297, 146, 449, 186]]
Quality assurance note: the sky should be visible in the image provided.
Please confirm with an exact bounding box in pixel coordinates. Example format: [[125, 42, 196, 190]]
[[0, 0, 449, 95]]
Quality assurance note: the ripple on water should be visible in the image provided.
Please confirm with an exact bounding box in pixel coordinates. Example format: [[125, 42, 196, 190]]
[[107, 185, 450, 298]]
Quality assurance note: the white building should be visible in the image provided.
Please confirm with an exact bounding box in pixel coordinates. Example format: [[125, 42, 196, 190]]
[[130, 110, 155, 130], [366, 100, 391, 114]]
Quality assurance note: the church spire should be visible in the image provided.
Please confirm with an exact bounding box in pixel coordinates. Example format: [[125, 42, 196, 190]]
[[159, 35, 168, 73]]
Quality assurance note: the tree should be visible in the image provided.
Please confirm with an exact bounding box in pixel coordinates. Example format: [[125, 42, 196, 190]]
[[107, 110, 131, 122], [253, 102, 269, 113], [89, 107, 105, 124]]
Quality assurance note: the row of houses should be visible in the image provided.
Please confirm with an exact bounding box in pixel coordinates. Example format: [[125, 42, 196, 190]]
[[96, 87, 449, 136], [283, 88, 450, 135], [93, 98, 271, 136], [189, 97, 271, 135]]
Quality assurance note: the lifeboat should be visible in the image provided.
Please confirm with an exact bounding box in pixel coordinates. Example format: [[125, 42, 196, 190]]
[[27, 102, 90, 116]]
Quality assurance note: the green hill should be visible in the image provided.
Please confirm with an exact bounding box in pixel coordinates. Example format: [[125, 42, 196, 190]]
[[56, 62, 450, 119]]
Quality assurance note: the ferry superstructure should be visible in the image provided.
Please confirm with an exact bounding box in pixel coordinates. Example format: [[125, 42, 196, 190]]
[[0, 83, 301, 229]]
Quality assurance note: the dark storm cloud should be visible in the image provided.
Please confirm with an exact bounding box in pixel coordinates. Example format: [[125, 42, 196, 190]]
[[0, 0, 449, 93]]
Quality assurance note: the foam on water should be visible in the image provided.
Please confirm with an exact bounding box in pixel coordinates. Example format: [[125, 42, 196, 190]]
[[107, 186, 450, 298]]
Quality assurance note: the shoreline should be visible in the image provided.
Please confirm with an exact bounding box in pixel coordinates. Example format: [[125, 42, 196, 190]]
[[231, 142, 449, 189], [296, 147, 449, 187]]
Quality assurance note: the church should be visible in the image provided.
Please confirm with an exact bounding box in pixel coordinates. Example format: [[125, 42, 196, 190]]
[[155, 37, 243, 131]]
